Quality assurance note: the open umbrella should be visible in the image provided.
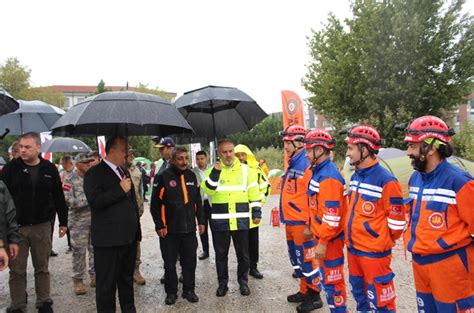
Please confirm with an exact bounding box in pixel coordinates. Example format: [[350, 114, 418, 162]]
[[174, 85, 268, 144], [40, 137, 91, 153], [0, 87, 19, 116], [51, 91, 193, 137], [0, 100, 65, 135]]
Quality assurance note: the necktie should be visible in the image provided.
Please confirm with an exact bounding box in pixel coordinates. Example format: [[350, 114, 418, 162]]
[[116, 166, 125, 179]]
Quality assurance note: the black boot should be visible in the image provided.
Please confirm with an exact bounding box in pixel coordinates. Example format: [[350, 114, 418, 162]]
[[249, 268, 264, 279], [296, 289, 323, 312], [287, 291, 306, 303], [37, 301, 53, 313]]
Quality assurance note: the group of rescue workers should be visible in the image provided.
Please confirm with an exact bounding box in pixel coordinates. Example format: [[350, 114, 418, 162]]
[[276, 115, 473, 313]]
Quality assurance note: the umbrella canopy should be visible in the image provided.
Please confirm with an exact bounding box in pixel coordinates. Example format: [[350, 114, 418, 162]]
[[40, 137, 91, 153], [0, 100, 65, 135], [0, 87, 19, 116], [174, 85, 268, 142], [51, 91, 193, 137]]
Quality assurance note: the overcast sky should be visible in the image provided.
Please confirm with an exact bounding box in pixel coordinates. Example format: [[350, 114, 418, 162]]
[[2, 0, 473, 114]]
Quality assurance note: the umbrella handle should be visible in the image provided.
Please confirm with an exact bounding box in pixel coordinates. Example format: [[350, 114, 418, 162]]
[[0, 128, 10, 139]]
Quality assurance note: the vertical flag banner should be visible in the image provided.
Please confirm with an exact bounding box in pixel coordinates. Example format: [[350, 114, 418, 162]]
[[281, 90, 305, 169], [97, 136, 106, 159], [40, 132, 53, 162]]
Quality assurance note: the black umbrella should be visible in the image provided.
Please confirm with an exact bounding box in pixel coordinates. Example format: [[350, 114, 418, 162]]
[[0, 100, 65, 135], [0, 87, 19, 116], [174, 85, 267, 144], [40, 137, 91, 153], [51, 91, 193, 137]]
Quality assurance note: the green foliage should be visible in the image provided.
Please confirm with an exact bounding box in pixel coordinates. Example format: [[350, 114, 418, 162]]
[[255, 146, 284, 170], [24, 87, 66, 109], [303, 0, 474, 148], [453, 122, 474, 160], [135, 83, 175, 102], [93, 79, 111, 95], [228, 113, 283, 151]]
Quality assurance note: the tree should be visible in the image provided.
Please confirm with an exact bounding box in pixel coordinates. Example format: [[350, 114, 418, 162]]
[[135, 83, 175, 102], [303, 0, 474, 149], [0, 57, 31, 99], [453, 121, 474, 160], [228, 113, 283, 151], [93, 79, 110, 95]]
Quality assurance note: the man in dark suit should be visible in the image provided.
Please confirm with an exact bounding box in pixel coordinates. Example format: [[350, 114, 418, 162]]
[[84, 136, 140, 313]]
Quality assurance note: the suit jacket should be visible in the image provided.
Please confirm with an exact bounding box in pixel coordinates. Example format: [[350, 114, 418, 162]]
[[84, 160, 141, 247]]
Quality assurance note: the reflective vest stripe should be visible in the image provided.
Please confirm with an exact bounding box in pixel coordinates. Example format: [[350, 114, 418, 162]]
[[212, 212, 250, 219]]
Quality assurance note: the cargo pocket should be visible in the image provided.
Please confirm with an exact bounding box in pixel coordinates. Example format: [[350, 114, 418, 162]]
[[323, 258, 344, 285], [373, 272, 396, 308]]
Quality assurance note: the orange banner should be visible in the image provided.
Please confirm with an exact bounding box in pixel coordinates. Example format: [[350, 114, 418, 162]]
[[281, 91, 305, 169]]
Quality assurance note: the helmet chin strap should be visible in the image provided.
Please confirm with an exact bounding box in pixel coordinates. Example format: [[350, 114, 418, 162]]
[[289, 142, 303, 158], [311, 147, 326, 165], [349, 144, 368, 166]]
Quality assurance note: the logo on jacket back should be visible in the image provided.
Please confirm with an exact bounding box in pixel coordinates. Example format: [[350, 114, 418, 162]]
[[169, 180, 177, 187], [362, 201, 375, 215], [428, 212, 444, 229]]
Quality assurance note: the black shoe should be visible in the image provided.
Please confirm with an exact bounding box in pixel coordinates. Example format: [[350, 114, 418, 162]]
[[160, 274, 165, 284], [179, 274, 183, 283], [37, 301, 53, 313], [216, 285, 228, 297], [6, 308, 24, 313], [287, 291, 306, 303], [182, 291, 199, 303], [239, 284, 251, 296], [292, 271, 298, 278], [50, 250, 58, 257], [165, 294, 177, 305], [296, 289, 323, 313], [198, 252, 209, 260], [249, 268, 264, 279]]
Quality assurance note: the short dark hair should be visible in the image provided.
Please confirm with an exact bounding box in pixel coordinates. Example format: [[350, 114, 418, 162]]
[[217, 138, 234, 147], [196, 150, 207, 157], [105, 136, 126, 153], [20, 132, 41, 146], [61, 155, 73, 163], [172, 146, 188, 159]]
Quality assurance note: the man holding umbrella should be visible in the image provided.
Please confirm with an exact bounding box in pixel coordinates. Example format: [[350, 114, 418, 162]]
[[84, 136, 140, 313]]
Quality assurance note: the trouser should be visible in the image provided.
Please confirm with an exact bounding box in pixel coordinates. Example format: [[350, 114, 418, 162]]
[[347, 249, 396, 313], [317, 234, 347, 313], [9, 222, 52, 310], [249, 226, 259, 270], [412, 244, 474, 312], [212, 229, 249, 287], [160, 232, 198, 295], [69, 210, 94, 280], [50, 214, 55, 249], [135, 241, 141, 268], [94, 242, 137, 313], [286, 224, 321, 294], [199, 200, 211, 255]]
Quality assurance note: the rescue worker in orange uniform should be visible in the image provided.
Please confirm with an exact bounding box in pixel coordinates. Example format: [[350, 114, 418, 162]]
[[304, 129, 347, 312], [403, 115, 474, 312], [344, 125, 405, 312], [279, 125, 323, 313]]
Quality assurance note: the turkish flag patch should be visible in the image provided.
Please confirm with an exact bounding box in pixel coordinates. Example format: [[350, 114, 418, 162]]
[[63, 184, 72, 191]]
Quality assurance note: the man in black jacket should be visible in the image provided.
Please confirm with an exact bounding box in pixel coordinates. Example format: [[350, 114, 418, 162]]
[[1, 132, 68, 313], [84, 136, 140, 313], [151, 146, 205, 305], [0, 179, 19, 272]]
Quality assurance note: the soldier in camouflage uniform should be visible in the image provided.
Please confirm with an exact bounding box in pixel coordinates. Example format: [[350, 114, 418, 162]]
[[63, 153, 95, 295], [128, 149, 146, 285]]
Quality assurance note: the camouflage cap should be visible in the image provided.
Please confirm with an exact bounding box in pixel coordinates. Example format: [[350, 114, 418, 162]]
[[75, 153, 91, 163]]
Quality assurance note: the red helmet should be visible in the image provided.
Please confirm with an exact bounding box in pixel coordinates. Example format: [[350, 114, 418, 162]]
[[345, 125, 382, 151], [280, 124, 307, 141], [403, 115, 454, 143], [304, 129, 335, 150]]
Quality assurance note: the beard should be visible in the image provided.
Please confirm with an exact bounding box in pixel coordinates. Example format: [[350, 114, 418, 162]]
[[409, 155, 427, 172]]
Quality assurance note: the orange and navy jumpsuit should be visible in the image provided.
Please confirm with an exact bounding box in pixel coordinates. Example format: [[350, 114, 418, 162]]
[[404, 159, 474, 312], [307, 158, 347, 312], [344, 159, 405, 312], [280, 149, 321, 294]]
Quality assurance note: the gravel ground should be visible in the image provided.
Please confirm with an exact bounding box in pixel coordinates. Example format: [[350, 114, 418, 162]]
[[0, 195, 417, 312]]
